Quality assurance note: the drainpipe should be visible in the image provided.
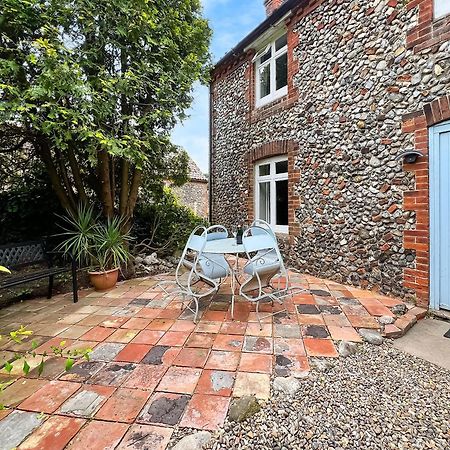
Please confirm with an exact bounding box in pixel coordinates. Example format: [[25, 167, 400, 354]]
[[208, 83, 213, 224]]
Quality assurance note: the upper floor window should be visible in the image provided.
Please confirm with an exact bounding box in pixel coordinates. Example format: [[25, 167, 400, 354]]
[[435, 0, 450, 19], [255, 156, 288, 234], [255, 33, 288, 108]]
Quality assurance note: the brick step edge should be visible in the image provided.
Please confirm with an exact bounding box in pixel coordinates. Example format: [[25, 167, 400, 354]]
[[382, 306, 428, 339]]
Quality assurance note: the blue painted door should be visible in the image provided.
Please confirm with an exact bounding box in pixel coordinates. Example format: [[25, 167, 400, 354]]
[[430, 121, 450, 310]]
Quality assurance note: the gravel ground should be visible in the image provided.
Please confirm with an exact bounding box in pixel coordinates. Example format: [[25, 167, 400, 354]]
[[171, 342, 450, 450]]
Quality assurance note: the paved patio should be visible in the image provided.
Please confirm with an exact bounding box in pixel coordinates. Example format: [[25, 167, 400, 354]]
[[0, 271, 426, 449]]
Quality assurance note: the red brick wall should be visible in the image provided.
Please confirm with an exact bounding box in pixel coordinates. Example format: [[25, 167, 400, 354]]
[[264, 0, 285, 16]]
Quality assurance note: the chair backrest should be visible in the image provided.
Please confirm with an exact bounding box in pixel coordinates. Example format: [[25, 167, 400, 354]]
[[206, 225, 228, 241]]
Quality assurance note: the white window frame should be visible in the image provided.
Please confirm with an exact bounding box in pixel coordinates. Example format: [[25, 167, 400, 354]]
[[434, 0, 450, 19], [255, 32, 288, 108], [254, 155, 289, 234]]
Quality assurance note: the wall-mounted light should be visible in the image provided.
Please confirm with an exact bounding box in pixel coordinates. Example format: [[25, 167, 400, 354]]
[[395, 150, 424, 164]]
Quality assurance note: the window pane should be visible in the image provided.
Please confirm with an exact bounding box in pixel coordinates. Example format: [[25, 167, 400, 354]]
[[259, 64, 271, 98], [276, 52, 288, 91], [435, 0, 450, 18], [275, 160, 288, 174], [260, 47, 272, 64], [275, 34, 287, 51], [275, 180, 288, 226], [259, 182, 271, 223], [259, 164, 270, 176]]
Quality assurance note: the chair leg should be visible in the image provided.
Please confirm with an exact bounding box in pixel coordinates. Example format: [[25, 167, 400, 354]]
[[256, 301, 262, 331], [194, 298, 199, 324], [47, 275, 54, 299]]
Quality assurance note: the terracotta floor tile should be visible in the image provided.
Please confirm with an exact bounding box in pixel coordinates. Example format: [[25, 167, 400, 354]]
[[170, 320, 197, 333], [243, 336, 273, 354], [138, 392, 190, 426], [195, 321, 222, 333], [0, 378, 47, 407], [77, 315, 109, 328], [100, 316, 130, 328], [79, 326, 115, 342], [157, 309, 182, 320], [233, 372, 271, 399], [180, 394, 230, 431], [134, 308, 161, 319], [303, 338, 339, 358], [57, 325, 92, 339], [274, 354, 310, 377], [186, 333, 216, 348], [174, 347, 210, 368], [238, 353, 272, 374], [96, 388, 150, 423], [19, 416, 85, 450], [121, 317, 152, 330], [59, 361, 105, 382], [247, 312, 272, 323], [132, 330, 164, 345], [26, 357, 66, 380], [245, 323, 273, 337], [195, 370, 235, 396], [65, 420, 129, 449], [202, 311, 227, 321], [297, 314, 325, 325], [58, 314, 89, 325], [273, 337, 306, 356], [327, 326, 363, 342], [157, 366, 202, 394], [141, 346, 180, 366], [114, 343, 152, 363], [360, 301, 395, 317], [19, 380, 81, 413], [146, 319, 175, 331], [205, 350, 240, 371], [292, 294, 315, 304], [122, 364, 168, 391], [59, 384, 114, 418], [105, 328, 140, 343], [119, 424, 173, 450], [220, 321, 247, 335], [346, 315, 380, 329], [213, 334, 243, 352], [34, 337, 74, 355], [323, 314, 352, 327], [157, 331, 189, 347]]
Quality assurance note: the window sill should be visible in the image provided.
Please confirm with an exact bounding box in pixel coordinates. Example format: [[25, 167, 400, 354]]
[[256, 91, 287, 109]]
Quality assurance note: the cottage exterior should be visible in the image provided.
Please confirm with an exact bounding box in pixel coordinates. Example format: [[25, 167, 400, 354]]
[[210, 0, 450, 309]]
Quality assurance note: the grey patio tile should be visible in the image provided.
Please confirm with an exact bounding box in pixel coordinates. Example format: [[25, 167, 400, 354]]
[[87, 362, 135, 386], [243, 336, 273, 354], [89, 343, 126, 362], [0, 410, 44, 449], [274, 324, 301, 338]]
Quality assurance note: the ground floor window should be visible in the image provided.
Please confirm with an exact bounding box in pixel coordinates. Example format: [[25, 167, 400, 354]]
[[254, 156, 288, 233]]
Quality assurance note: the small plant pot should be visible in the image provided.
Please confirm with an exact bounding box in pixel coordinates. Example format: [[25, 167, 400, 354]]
[[88, 268, 119, 291]]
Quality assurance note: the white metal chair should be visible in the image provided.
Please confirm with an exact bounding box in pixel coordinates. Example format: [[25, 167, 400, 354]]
[[156, 225, 230, 322], [239, 224, 307, 328]]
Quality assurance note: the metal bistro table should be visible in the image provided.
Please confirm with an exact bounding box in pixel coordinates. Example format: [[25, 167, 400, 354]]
[[203, 237, 245, 319]]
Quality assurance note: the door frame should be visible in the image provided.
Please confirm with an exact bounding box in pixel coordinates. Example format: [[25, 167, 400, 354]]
[[429, 120, 450, 310]]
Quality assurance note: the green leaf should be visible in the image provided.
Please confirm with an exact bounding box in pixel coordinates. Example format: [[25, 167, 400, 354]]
[[37, 359, 45, 376], [65, 358, 74, 371], [4, 361, 13, 373], [23, 360, 30, 375]]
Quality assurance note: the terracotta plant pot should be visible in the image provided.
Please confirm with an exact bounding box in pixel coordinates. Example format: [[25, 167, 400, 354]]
[[88, 268, 119, 291]]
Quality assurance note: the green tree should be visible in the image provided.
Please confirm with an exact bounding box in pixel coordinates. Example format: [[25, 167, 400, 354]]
[[0, 0, 211, 225]]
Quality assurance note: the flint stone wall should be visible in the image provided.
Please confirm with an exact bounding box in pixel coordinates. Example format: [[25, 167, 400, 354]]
[[210, 0, 450, 300]]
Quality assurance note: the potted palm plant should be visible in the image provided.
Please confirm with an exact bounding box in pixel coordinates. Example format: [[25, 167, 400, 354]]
[[58, 205, 132, 291]]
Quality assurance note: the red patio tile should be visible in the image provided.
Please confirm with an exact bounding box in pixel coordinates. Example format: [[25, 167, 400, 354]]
[[213, 334, 243, 352], [205, 350, 240, 371], [121, 318, 152, 330], [220, 321, 247, 335], [327, 326, 363, 342], [170, 320, 197, 333], [131, 330, 164, 345], [274, 354, 310, 377], [19, 416, 85, 450], [297, 314, 325, 325], [195, 321, 222, 333], [96, 387, 151, 423], [202, 311, 227, 321], [195, 370, 235, 396], [323, 314, 352, 327], [157, 331, 189, 347], [146, 319, 175, 331], [303, 338, 339, 358], [378, 297, 405, 307], [99, 316, 129, 328], [247, 312, 272, 323], [180, 394, 230, 430], [346, 315, 380, 329], [238, 353, 272, 374], [105, 328, 140, 343], [114, 344, 151, 363], [273, 337, 306, 356], [292, 294, 315, 304], [122, 364, 168, 391], [34, 337, 74, 355], [79, 326, 115, 342], [174, 347, 210, 368], [141, 346, 181, 366], [157, 367, 202, 394], [134, 308, 161, 319], [359, 299, 394, 317], [19, 380, 81, 413], [186, 333, 216, 348], [76, 314, 108, 327], [119, 424, 173, 450], [245, 323, 273, 337], [157, 309, 181, 320], [66, 420, 129, 449]]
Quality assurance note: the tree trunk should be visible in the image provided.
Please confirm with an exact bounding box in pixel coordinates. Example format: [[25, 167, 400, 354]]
[[97, 149, 114, 218], [67, 144, 88, 204], [119, 160, 130, 217]]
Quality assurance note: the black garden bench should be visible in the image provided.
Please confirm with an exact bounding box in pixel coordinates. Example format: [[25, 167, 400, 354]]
[[0, 240, 78, 303]]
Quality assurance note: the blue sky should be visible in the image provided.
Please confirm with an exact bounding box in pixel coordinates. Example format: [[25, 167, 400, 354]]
[[171, 0, 266, 173]]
